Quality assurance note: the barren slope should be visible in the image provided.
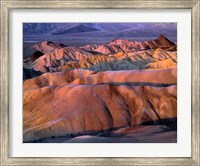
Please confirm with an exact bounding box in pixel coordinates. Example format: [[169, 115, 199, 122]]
[[23, 35, 177, 143], [23, 69, 177, 142], [23, 35, 177, 76]]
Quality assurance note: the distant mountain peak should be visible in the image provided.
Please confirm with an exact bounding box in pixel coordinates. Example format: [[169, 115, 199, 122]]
[[51, 24, 100, 35], [112, 38, 121, 41], [158, 34, 170, 40], [159, 34, 165, 38], [39, 41, 66, 48], [41, 41, 55, 45], [154, 34, 175, 46]]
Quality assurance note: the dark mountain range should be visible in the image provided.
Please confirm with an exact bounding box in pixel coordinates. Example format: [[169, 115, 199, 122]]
[[51, 24, 100, 35], [23, 23, 177, 46]]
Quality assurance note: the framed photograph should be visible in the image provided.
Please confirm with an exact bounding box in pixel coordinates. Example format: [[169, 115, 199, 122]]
[[1, 0, 199, 165]]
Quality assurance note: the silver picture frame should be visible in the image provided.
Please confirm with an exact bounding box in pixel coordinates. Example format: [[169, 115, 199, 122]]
[[0, 0, 199, 165]]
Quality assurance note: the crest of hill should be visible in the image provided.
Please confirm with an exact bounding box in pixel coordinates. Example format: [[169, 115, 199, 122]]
[[23, 68, 177, 142]]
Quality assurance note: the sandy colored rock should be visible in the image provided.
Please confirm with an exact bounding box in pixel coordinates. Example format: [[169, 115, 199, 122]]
[[23, 69, 177, 142]]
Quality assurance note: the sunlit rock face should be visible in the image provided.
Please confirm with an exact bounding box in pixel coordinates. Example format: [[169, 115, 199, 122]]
[[23, 35, 177, 143], [23, 35, 177, 74]]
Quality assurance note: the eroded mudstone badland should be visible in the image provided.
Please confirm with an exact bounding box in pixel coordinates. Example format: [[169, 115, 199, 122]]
[[23, 35, 177, 143]]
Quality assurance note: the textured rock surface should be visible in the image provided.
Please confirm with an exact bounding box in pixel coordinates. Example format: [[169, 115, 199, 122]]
[[23, 35, 177, 143], [24, 69, 177, 142], [23, 35, 177, 75]]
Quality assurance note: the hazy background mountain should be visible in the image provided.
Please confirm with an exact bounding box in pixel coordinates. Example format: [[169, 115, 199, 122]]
[[23, 23, 177, 47]]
